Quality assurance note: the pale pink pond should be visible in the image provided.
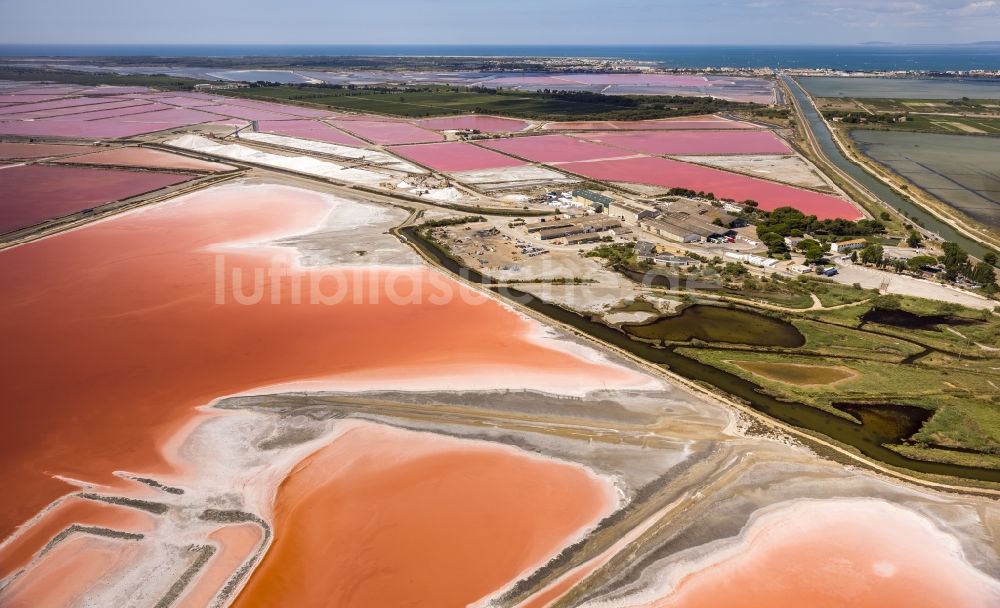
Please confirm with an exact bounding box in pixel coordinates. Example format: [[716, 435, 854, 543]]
[[154, 96, 219, 108], [577, 130, 792, 155], [544, 117, 756, 131], [217, 97, 332, 118], [569, 74, 711, 86], [2, 86, 85, 96], [391, 142, 529, 172], [0, 94, 68, 104], [254, 119, 368, 146], [0, 119, 195, 139], [204, 104, 313, 122], [80, 86, 153, 95], [7, 99, 152, 120], [557, 156, 864, 220], [415, 115, 530, 133], [112, 107, 232, 124], [56, 147, 236, 172], [330, 119, 445, 144], [644, 500, 1000, 608], [44, 103, 173, 122], [0, 97, 124, 117], [0, 142, 92, 160], [480, 134, 630, 163]]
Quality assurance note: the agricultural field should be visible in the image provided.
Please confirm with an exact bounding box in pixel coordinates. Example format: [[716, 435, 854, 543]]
[[675, 294, 1000, 469], [817, 96, 1000, 115], [819, 102, 1000, 136]]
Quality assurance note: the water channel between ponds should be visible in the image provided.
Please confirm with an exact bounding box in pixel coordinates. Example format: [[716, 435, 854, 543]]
[[402, 226, 1000, 483], [783, 74, 992, 260]]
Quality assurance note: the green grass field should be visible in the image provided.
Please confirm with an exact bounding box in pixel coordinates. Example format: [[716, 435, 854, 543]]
[[219, 84, 758, 120], [673, 292, 1000, 469], [221, 87, 625, 117], [883, 114, 1000, 136], [818, 96, 1000, 136]]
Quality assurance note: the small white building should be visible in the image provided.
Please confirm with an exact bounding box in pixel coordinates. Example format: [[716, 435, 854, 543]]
[[830, 238, 867, 253], [725, 252, 779, 268]]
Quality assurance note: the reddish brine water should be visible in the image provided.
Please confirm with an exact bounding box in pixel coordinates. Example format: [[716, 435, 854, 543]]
[[0, 182, 644, 541], [480, 134, 629, 163], [558, 156, 863, 220], [232, 421, 617, 608], [0, 164, 192, 233]]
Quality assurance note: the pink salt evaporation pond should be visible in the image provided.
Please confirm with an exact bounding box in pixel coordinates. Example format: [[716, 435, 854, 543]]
[[329, 119, 445, 145], [480, 134, 630, 164], [642, 499, 1000, 608], [41, 103, 174, 122], [391, 141, 529, 172], [6, 99, 151, 121], [200, 104, 312, 122], [543, 116, 756, 131], [0, 96, 122, 117], [415, 115, 530, 133], [0, 94, 69, 104], [578, 130, 792, 156], [558, 156, 863, 220], [211, 97, 332, 119], [0, 164, 192, 233], [253, 119, 368, 147], [0, 142, 92, 160], [55, 147, 236, 172], [108, 107, 229, 125], [0, 119, 196, 139]]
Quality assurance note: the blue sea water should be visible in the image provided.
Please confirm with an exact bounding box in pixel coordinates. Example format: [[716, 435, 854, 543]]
[[1, 44, 999, 72]]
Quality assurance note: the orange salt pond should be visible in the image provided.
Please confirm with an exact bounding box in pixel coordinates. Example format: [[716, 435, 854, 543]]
[[56, 146, 237, 172], [0, 534, 144, 607], [177, 524, 263, 608], [0, 496, 155, 579], [643, 500, 1000, 608], [233, 421, 617, 608], [0, 182, 645, 539]]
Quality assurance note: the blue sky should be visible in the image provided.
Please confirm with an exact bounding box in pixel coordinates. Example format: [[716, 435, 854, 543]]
[[0, 0, 998, 45]]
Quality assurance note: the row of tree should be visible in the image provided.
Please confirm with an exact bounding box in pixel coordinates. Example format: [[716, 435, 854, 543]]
[[853, 242, 998, 293]]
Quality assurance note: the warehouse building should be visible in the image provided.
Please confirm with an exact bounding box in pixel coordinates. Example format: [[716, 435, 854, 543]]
[[610, 200, 658, 224], [572, 189, 615, 212], [535, 216, 623, 241], [639, 212, 723, 243]]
